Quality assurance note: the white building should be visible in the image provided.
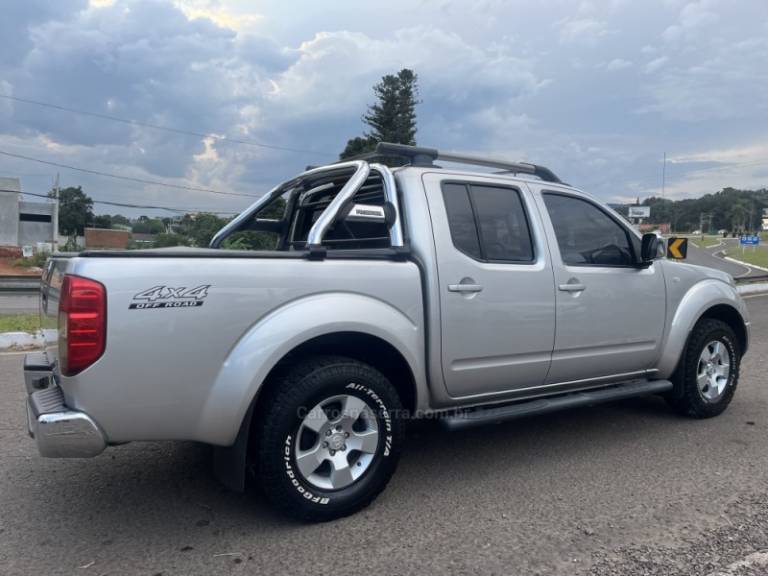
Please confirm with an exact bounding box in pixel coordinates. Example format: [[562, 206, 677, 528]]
[[0, 177, 57, 249]]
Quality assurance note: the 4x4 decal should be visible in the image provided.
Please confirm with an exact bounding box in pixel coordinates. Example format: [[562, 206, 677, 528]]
[[129, 285, 210, 310]]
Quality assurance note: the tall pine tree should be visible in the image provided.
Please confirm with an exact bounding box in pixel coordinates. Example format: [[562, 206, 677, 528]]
[[340, 69, 419, 159]]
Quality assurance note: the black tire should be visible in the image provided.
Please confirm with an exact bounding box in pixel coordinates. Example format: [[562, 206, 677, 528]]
[[257, 356, 405, 522], [667, 319, 740, 418]]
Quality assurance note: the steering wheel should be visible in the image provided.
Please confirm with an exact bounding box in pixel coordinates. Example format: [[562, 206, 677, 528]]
[[580, 244, 626, 265]]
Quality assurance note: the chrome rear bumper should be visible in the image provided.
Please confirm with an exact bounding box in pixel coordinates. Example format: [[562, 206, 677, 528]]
[[24, 352, 106, 458]]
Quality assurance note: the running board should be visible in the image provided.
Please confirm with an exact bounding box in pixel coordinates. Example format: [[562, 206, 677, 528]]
[[441, 379, 673, 432]]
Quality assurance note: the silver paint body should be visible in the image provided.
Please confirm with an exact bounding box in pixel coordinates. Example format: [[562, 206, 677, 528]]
[[35, 166, 750, 450]]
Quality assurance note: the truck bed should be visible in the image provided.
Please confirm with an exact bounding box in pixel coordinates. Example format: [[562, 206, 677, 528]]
[[41, 253, 424, 446]]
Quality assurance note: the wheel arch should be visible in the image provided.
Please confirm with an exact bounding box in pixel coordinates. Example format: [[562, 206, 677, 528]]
[[199, 292, 424, 446], [212, 330, 419, 493], [656, 280, 749, 378], [255, 332, 418, 416], [698, 303, 748, 355]]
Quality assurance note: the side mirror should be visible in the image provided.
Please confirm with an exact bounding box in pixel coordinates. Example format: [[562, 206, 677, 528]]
[[640, 233, 660, 264]]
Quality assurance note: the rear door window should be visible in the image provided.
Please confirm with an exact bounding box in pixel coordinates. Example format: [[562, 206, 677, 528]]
[[442, 182, 534, 263]]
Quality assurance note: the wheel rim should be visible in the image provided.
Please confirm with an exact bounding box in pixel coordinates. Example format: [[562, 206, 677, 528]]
[[294, 393, 380, 491], [696, 340, 731, 402]]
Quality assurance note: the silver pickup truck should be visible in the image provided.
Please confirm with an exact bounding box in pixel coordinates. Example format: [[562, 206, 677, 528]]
[[24, 142, 749, 521]]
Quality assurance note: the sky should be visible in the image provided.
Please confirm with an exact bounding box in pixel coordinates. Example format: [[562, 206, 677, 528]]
[[0, 0, 767, 217]]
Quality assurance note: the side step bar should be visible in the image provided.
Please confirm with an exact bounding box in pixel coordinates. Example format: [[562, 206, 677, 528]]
[[441, 379, 673, 432]]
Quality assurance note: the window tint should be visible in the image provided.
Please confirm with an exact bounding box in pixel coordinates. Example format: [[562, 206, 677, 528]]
[[543, 193, 634, 266], [470, 185, 534, 262], [442, 183, 534, 262], [442, 183, 482, 259]]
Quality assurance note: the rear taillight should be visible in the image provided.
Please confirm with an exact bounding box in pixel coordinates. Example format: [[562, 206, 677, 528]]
[[59, 275, 106, 376]]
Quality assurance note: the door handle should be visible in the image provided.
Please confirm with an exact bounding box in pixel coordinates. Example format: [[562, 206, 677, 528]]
[[448, 283, 483, 293], [558, 283, 586, 292]]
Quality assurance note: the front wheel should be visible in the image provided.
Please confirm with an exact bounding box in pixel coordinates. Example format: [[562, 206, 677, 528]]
[[257, 356, 405, 521], [667, 319, 741, 418]]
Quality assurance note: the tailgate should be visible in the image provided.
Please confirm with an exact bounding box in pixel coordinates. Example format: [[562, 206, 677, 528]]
[[40, 255, 75, 365]]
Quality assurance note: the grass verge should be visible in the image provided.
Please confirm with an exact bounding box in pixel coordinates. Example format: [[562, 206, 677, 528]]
[[690, 235, 724, 249], [0, 314, 40, 333], [724, 247, 768, 269]]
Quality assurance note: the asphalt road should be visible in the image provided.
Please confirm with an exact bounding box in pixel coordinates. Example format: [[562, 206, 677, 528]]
[[686, 237, 761, 278], [1, 296, 767, 575]]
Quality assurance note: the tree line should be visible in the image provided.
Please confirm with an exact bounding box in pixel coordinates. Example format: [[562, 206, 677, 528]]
[[52, 186, 240, 248], [617, 187, 768, 233]]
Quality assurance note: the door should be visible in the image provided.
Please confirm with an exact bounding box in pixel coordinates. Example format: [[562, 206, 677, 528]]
[[537, 190, 666, 384], [423, 174, 556, 398]]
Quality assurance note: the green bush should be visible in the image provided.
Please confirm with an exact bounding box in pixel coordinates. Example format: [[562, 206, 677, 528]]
[[153, 233, 190, 248], [13, 252, 48, 268]]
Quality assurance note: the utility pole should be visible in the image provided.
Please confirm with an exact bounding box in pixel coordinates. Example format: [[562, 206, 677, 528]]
[[52, 173, 60, 253], [699, 212, 711, 235], [662, 152, 666, 199]]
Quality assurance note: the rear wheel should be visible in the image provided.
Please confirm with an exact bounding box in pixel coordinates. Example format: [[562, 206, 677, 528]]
[[257, 356, 405, 521], [667, 319, 740, 418]]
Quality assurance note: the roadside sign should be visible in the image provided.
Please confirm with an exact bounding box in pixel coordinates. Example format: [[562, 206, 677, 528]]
[[666, 237, 688, 259], [740, 235, 760, 246], [628, 206, 651, 219]]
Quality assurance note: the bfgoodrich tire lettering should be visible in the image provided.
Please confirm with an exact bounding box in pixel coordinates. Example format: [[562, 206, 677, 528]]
[[257, 356, 405, 521], [667, 319, 741, 419]]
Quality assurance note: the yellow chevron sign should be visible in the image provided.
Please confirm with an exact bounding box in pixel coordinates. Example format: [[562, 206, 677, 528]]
[[667, 237, 688, 259]]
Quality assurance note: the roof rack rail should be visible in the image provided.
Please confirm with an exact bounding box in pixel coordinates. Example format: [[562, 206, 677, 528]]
[[343, 142, 562, 184]]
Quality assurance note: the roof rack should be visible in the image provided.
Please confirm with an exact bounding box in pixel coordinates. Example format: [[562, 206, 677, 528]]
[[339, 142, 563, 184]]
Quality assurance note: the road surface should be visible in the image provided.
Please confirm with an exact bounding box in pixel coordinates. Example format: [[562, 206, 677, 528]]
[[1, 295, 767, 575], [686, 237, 761, 277]]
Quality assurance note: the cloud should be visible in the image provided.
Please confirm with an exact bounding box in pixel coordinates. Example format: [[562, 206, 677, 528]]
[[556, 17, 611, 44], [644, 56, 669, 74], [5, 0, 260, 179], [604, 58, 633, 71], [271, 27, 544, 118], [0, 0, 86, 66], [171, 0, 264, 31], [642, 36, 768, 121], [264, 26, 548, 157], [0, 0, 767, 215], [663, 0, 720, 43]]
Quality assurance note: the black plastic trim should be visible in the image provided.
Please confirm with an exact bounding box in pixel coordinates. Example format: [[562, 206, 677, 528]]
[[78, 246, 411, 261], [442, 379, 673, 431]]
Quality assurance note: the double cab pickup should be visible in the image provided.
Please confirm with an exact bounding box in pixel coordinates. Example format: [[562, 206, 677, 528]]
[[24, 142, 749, 521]]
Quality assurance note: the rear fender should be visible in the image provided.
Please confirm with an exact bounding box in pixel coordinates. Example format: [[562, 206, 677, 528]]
[[196, 292, 423, 446]]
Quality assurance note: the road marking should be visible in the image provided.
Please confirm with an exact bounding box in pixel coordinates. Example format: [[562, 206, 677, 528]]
[[721, 255, 761, 277], [705, 550, 768, 576], [692, 239, 725, 250]]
